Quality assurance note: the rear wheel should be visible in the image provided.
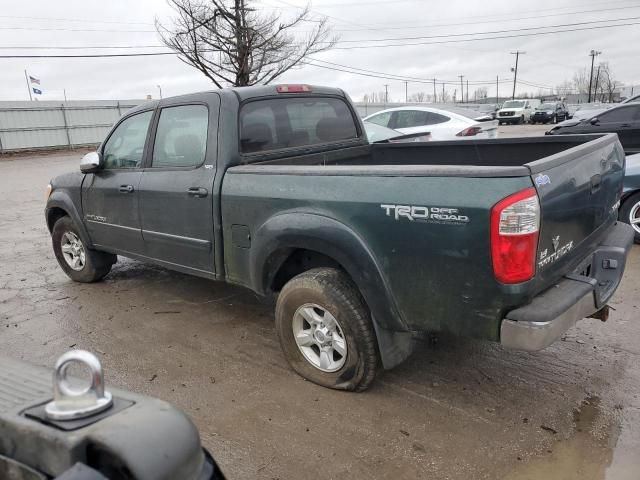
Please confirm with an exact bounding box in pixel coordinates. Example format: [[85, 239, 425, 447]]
[[52, 216, 116, 282], [620, 192, 640, 244], [275, 268, 379, 392]]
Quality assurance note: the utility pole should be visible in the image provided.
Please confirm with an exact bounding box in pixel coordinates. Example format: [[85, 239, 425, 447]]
[[24, 69, 33, 101], [63, 89, 67, 102], [466, 80, 469, 103], [496, 75, 499, 104], [510, 51, 526, 100], [157, 85, 163, 99], [432, 79, 437, 103], [458, 75, 464, 103], [404, 81, 408, 103], [442, 83, 445, 103], [384, 84, 389, 105], [587, 50, 602, 103]]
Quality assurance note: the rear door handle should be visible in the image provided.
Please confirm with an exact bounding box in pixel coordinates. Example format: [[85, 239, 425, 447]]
[[119, 185, 134, 193], [187, 187, 208, 197]]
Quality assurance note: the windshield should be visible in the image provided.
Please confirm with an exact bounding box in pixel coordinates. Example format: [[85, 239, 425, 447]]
[[538, 103, 554, 110], [502, 101, 525, 108]]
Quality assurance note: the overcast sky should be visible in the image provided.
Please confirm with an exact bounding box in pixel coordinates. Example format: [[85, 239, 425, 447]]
[[0, 0, 638, 102]]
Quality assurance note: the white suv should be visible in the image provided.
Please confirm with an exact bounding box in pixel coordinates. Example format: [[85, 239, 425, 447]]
[[497, 99, 540, 125]]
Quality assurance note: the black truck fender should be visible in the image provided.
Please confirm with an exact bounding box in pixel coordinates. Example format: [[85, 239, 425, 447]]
[[249, 212, 415, 369], [46, 190, 94, 249]]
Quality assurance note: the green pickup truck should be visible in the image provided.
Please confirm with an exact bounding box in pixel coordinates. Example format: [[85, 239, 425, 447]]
[[45, 84, 634, 392]]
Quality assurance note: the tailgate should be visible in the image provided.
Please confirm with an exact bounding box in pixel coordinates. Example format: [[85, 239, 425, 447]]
[[528, 134, 625, 287]]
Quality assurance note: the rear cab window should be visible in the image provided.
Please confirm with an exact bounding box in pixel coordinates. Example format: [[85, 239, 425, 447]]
[[239, 96, 359, 154]]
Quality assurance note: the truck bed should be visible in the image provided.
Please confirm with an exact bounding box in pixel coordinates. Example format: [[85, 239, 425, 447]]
[[248, 135, 607, 172]]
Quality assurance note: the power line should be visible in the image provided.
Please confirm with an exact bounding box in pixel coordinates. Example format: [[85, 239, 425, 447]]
[[318, 4, 640, 32], [329, 15, 640, 43], [329, 20, 640, 50]]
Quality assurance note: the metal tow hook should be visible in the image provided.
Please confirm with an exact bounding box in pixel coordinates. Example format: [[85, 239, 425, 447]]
[[45, 350, 113, 421]]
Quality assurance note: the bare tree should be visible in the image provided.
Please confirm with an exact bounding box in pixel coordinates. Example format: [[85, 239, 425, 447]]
[[597, 62, 623, 103], [572, 68, 590, 95], [555, 80, 573, 97], [409, 91, 426, 102], [472, 87, 487, 101], [157, 0, 336, 87]]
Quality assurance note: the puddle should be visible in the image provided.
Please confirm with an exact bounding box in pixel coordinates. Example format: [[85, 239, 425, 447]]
[[503, 396, 638, 480]]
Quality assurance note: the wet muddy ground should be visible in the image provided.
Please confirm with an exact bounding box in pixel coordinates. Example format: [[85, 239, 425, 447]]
[[1, 151, 639, 479]]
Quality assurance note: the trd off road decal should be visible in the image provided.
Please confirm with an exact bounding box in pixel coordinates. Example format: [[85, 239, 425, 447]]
[[381, 204, 469, 225], [538, 235, 573, 268], [85, 214, 107, 223]]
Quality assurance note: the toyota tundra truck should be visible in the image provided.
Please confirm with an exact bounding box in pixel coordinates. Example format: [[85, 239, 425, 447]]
[[45, 84, 634, 392]]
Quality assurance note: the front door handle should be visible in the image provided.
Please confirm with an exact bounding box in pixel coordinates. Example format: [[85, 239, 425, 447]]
[[187, 187, 208, 198], [119, 185, 134, 193]]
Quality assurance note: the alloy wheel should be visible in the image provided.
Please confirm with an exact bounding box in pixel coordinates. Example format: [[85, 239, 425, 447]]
[[292, 303, 347, 372], [60, 232, 86, 271]]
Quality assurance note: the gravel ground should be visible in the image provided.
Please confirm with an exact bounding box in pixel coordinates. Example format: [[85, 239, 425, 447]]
[[1, 142, 638, 479]]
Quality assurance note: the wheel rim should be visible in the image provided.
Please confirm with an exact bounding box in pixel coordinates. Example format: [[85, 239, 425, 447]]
[[60, 232, 86, 271], [292, 303, 347, 372], [630, 202, 640, 235]]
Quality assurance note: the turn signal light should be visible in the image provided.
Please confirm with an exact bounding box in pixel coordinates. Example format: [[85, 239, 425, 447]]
[[490, 187, 540, 284]]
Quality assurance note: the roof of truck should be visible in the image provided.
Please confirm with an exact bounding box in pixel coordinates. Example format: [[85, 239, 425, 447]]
[[126, 84, 348, 116]]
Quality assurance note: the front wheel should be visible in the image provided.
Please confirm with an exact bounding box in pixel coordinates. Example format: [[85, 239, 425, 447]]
[[52, 216, 116, 282], [275, 268, 379, 391], [619, 192, 640, 243], [518, 115, 524, 124], [552, 115, 557, 124]]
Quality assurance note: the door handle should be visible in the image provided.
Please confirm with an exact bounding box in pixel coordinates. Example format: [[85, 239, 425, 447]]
[[187, 187, 208, 197], [620, 123, 631, 128], [119, 185, 134, 193], [590, 174, 601, 194]]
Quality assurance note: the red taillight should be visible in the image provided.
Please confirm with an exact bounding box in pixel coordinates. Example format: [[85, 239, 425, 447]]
[[276, 84, 312, 93], [490, 187, 540, 284], [456, 126, 482, 137]]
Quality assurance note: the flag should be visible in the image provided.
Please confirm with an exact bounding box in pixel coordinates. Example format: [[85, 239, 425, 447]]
[[33, 88, 42, 95], [29, 75, 40, 85]]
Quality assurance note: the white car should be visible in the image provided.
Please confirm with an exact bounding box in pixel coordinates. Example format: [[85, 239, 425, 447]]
[[496, 99, 540, 125], [363, 106, 498, 141]]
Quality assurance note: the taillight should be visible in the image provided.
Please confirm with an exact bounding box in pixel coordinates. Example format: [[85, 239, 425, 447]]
[[276, 84, 312, 93], [490, 187, 540, 284], [456, 126, 482, 137]]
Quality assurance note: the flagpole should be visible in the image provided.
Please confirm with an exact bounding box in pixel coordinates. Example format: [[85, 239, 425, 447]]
[[24, 69, 33, 101]]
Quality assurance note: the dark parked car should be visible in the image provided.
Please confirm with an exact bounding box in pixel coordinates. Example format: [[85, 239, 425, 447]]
[[530, 102, 568, 124], [620, 153, 640, 242], [547, 103, 640, 154]]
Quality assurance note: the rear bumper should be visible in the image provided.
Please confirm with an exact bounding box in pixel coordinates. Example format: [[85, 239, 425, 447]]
[[500, 222, 634, 351]]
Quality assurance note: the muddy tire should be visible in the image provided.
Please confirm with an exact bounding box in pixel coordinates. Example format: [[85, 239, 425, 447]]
[[619, 192, 640, 244], [275, 268, 379, 392], [52, 216, 116, 282]]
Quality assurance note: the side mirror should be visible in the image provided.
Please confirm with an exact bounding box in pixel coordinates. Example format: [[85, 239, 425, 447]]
[[590, 117, 599, 125], [80, 151, 101, 173]]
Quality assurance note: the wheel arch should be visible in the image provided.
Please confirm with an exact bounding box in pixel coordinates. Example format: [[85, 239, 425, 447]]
[[46, 190, 94, 248], [250, 213, 414, 369]]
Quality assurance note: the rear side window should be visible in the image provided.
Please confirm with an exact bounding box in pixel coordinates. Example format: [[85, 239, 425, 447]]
[[239, 97, 358, 153], [394, 110, 429, 128], [152, 105, 209, 167]]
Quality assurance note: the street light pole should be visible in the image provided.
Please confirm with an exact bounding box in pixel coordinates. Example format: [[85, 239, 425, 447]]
[[404, 81, 408, 103], [587, 50, 601, 103], [384, 84, 389, 106], [510, 51, 525, 100]]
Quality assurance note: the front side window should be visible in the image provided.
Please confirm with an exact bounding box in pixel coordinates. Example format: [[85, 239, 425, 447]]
[[599, 106, 639, 123], [239, 97, 358, 154], [102, 111, 153, 169], [366, 111, 392, 127], [152, 105, 209, 168]]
